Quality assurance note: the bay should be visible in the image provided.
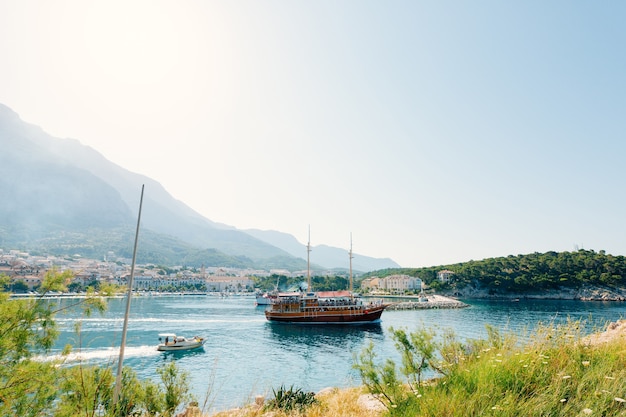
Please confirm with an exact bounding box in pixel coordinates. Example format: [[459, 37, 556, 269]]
[[47, 295, 626, 413]]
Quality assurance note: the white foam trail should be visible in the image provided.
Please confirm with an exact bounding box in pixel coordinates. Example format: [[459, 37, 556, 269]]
[[35, 345, 160, 363], [56, 317, 266, 325]]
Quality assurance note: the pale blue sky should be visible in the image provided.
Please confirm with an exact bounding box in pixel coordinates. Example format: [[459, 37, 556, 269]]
[[1, 1, 625, 267]]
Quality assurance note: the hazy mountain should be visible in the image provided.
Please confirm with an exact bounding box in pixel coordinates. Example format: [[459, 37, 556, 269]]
[[0, 103, 399, 271], [243, 229, 400, 272]]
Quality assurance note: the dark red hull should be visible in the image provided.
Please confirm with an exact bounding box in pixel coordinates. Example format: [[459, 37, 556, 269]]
[[265, 304, 388, 324]]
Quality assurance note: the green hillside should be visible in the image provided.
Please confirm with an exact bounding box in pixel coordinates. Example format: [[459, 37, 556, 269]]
[[364, 249, 626, 293]]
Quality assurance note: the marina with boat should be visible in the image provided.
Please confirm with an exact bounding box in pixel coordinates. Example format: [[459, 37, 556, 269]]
[[265, 290, 388, 323], [263, 232, 391, 324]]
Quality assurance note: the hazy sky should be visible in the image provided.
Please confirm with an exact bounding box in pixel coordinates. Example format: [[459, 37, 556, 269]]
[[1, 1, 625, 267]]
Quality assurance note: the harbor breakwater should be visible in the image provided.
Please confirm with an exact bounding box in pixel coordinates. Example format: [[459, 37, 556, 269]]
[[384, 294, 469, 310]]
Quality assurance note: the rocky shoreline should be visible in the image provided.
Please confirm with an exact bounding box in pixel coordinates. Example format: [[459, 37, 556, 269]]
[[378, 285, 626, 310], [443, 284, 626, 302]]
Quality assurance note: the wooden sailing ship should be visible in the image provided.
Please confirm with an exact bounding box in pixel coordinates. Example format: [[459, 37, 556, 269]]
[[264, 232, 389, 324]]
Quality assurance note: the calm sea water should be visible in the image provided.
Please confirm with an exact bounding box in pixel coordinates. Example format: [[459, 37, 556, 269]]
[[46, 295, 626, 413]]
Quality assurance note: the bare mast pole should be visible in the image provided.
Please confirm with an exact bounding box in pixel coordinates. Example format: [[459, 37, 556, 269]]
[[306, 226, 311, 293], [349, 233, 354, 293], [113, 184, 144, 406]]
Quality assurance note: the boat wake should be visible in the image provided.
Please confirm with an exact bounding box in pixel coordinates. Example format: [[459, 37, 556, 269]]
[[34, 345, 160, 363], [56, 317, 266, 325]]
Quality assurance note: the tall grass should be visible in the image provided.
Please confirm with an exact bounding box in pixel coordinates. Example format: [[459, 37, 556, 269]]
[[355, 320, 626, 416]]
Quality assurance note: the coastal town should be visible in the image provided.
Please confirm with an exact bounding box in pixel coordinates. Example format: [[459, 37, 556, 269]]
[[0, 248, 455, 297], [0, 248, 261, 293], [0, 248, 474, 314]]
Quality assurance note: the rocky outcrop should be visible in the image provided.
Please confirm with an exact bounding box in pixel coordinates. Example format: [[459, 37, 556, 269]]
[[574, 286, 626, 301], [446, 284, 626, 301], [582, 320, 626, 345]]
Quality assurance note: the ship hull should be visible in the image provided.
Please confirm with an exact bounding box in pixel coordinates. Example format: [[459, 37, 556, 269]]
[[265, 305, 387, 324]]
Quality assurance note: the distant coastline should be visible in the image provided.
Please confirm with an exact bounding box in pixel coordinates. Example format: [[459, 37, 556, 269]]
[[13, 287, 626, 303]]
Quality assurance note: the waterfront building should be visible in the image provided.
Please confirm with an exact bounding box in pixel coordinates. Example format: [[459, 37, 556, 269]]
[[205, 275, 254, 292], [438, 269, 455, 283], [361, 274, 422, 294]]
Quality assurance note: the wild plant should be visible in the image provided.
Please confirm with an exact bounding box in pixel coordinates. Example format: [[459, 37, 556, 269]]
[[354, 320, 626, 416], [264, 384, 318, 412]]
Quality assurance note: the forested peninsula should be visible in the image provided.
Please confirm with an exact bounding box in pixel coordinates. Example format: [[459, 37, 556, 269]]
[[369, 249, 626, 301]]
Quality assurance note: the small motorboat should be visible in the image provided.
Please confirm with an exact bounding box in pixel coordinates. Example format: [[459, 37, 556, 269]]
[[157, 333, 207, 352], [255, 290, 277, 306]]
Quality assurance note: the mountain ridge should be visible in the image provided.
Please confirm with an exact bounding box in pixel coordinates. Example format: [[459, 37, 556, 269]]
[[243, 228, 399, 271], [0, 103, 400, 271]]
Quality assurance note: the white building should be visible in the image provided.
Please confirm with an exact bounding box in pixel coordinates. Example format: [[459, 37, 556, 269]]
[[437, 270, 455, 283], [361, 274, 422, 293], [205, 275, 254, 292]]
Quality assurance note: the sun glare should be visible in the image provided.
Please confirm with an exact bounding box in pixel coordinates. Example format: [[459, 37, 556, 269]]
[[83, 1, 180, 85]]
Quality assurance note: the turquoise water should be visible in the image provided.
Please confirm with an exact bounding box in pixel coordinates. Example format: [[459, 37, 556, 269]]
[[47, 295, 626, 413]]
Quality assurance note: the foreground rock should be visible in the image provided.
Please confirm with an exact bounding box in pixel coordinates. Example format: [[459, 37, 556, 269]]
[[583, 320, 626, 345]]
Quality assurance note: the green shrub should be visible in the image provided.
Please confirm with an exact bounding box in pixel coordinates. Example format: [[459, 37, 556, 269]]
[[355, 321, 626, 416], [265, 384, 318, 412]]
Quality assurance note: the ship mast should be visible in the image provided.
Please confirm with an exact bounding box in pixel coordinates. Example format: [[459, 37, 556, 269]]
[[306, 226, 311, 293], [113, 184, 144, 407], [349, 233, 354, 293]]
